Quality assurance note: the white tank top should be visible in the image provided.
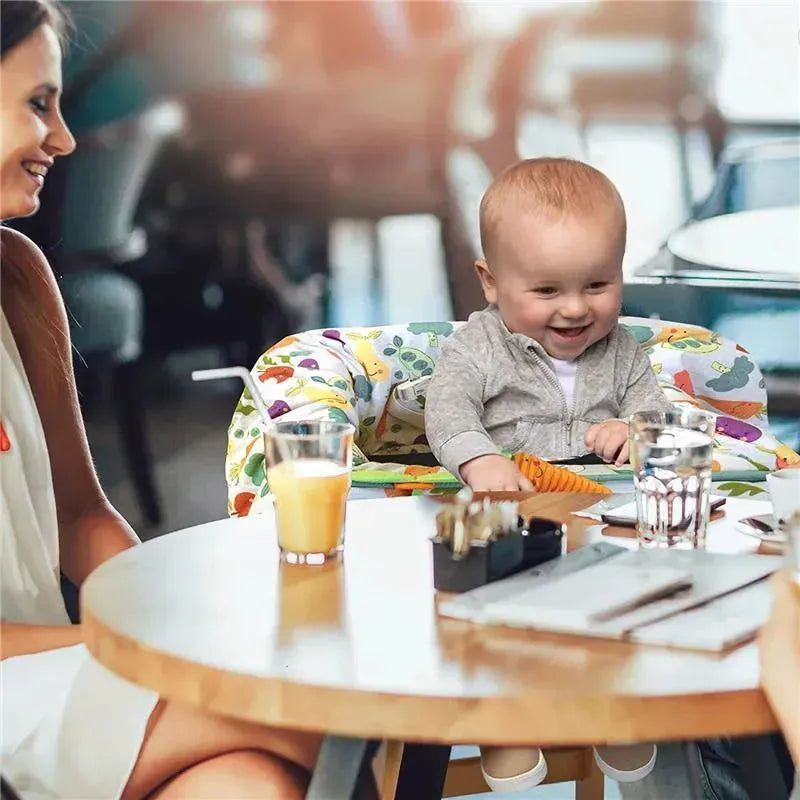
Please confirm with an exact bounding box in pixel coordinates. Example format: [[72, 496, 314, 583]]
[[550, 355, 577, 411], [1, 308, 158, 800], [1, 310, 70, 625]]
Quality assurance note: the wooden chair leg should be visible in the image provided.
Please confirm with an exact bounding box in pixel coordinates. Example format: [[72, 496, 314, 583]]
[[442, 747, 604, 799], [373, 741, 405, 800], [576, 750, 604, 800], [112, 361, 162, 525]]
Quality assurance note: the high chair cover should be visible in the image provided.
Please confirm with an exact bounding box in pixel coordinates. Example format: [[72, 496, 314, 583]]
[[226, 316, 799, 515]]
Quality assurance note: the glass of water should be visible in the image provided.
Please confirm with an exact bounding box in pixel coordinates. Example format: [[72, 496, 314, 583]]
[[629, 409, 716, 549]]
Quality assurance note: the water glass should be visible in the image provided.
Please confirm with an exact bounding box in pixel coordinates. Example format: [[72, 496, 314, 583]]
[[629, 409, 716, 549], [264, 420, 354, 564]]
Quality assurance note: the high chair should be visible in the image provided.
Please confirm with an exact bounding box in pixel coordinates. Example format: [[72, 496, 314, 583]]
[[226, 316, 798, 516]]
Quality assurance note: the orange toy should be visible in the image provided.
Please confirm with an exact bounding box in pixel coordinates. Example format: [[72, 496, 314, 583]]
[[513, 452, 613, 495]]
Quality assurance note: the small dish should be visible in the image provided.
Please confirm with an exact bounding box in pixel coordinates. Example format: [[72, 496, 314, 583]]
[[735, 513, 786, 543]]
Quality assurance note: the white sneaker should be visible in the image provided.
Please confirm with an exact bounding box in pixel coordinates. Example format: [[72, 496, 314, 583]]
[[593, 744, 657, 783], [480, 746, 548, 793]]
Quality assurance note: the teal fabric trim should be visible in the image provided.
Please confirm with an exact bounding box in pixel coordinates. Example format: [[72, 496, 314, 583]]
[[350, 466, 771, 488]]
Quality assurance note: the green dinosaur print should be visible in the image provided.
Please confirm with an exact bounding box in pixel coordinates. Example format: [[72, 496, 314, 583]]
[[716, 482, 766, 497], [383, 335, 435, 377]]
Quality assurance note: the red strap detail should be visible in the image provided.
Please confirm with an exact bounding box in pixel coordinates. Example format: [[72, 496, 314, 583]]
[[0, 421, 10, 452]]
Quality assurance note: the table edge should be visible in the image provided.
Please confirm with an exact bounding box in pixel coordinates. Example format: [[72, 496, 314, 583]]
[[82, 604, 777, 746]]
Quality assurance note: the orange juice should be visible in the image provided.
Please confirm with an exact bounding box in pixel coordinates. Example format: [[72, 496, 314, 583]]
[[267, 458, 349, 560]]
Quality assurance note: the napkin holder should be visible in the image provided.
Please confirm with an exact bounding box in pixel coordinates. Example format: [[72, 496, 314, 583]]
[[433, 517, 565, 593]]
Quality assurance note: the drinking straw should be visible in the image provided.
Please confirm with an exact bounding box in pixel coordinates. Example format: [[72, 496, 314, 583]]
[[192, 367, 274, 429], [192, 366, 301, 466]]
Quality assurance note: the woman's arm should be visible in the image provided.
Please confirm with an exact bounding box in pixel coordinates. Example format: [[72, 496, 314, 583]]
[[1, 229, 140, 587], [0, 621, 84, 660]]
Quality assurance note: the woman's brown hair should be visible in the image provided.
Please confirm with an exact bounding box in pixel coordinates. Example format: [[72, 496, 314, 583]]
[[1, 1, 65, 59], [1, 1, 71, 377]]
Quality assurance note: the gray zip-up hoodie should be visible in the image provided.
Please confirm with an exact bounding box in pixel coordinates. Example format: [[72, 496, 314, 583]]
[[425, 306, 672, 478]]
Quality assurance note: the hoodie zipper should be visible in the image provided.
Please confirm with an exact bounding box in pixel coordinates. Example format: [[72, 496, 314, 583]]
[[524, 345, 571, 458]]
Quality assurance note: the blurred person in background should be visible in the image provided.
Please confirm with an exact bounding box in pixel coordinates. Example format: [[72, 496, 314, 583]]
[[0, 2, 330, 798]]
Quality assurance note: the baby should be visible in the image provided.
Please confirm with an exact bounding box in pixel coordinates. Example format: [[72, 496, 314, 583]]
[[426, 158, 671, 791]]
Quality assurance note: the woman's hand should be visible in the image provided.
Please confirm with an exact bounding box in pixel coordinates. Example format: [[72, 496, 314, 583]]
[[0, 621, 83, 660]]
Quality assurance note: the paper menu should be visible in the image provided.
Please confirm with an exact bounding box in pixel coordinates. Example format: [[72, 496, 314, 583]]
[[439, 549, 783, 651], [481, 559, 693, 630], [630, 580, 772, 651]]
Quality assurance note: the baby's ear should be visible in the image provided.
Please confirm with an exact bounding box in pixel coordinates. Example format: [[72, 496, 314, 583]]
[[474, 260, 497, 304]]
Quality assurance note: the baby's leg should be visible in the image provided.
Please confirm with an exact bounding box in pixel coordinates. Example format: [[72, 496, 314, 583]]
[[594, 743, 657, 782], [480, 745, 547, 793]]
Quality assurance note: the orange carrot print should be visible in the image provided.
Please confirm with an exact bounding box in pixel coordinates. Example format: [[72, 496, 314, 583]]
[[513, 452, 612, 494], [258, 366, 294, 383], [674, 369, 694, 396], [695, 396, 763, 420]]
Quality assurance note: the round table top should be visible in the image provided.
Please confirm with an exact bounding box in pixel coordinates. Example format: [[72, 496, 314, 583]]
[[81, 493, 778, 746], [667, 205, 800, 279]]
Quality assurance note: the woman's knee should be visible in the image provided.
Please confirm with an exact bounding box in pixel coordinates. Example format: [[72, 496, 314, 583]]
[[149, 750, 309, 800], [122, 700, 319, 800]]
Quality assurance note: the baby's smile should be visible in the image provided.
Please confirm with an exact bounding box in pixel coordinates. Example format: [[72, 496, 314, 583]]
[[549, 324, 590, 340]]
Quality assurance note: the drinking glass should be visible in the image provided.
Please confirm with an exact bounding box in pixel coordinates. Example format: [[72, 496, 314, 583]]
[[629, 409, 715, 549], [264, 420, 354, 564]]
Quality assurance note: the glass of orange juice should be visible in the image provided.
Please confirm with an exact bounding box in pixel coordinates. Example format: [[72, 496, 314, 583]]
[[264, 420, 354, 564]]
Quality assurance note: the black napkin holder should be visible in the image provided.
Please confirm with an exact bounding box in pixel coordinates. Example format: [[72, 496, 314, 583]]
[[432, 516, 565, 593]]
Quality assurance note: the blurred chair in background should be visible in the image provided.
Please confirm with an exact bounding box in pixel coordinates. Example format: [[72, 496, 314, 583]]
[[58, 102, 185, 526], [693, 138, 800, 220], [562, 0, 726, 212], [631, 137, 800, 448], [442, 12, 576, 318]]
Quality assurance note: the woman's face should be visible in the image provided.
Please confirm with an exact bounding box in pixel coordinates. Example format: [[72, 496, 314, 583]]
[[0, 23, 75, 219]]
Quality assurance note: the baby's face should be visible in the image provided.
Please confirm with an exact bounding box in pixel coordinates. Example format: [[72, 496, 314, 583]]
[[479, 207, 624, 360]]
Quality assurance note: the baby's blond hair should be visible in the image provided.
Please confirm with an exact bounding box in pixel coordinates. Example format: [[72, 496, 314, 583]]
[[479, 158, 626, 265]]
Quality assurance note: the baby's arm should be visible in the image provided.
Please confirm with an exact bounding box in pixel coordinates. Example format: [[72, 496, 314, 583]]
[[425, 342, 532, 490], [618, 346, 673, 418], [585, 341, 671, 464]]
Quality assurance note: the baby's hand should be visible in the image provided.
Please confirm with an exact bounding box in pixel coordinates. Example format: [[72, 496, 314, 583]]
[[584, 420, 629, 465], [460, 454, 535, 492]]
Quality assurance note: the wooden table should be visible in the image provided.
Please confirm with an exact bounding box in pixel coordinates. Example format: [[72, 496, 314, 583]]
[[81, 493, 781, 796]]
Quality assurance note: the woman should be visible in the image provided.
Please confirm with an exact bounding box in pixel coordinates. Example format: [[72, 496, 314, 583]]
[[1, 2, 320, 798]]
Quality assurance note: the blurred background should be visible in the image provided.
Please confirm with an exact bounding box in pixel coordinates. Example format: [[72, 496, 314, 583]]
[[9, 0, 799, 542]]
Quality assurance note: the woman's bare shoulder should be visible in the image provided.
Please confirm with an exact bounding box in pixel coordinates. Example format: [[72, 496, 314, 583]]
[[2, 225, 43, 263], [1, 226, 106, 523], [2, 226, 59, 285], [1, 226, 65, 321]]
